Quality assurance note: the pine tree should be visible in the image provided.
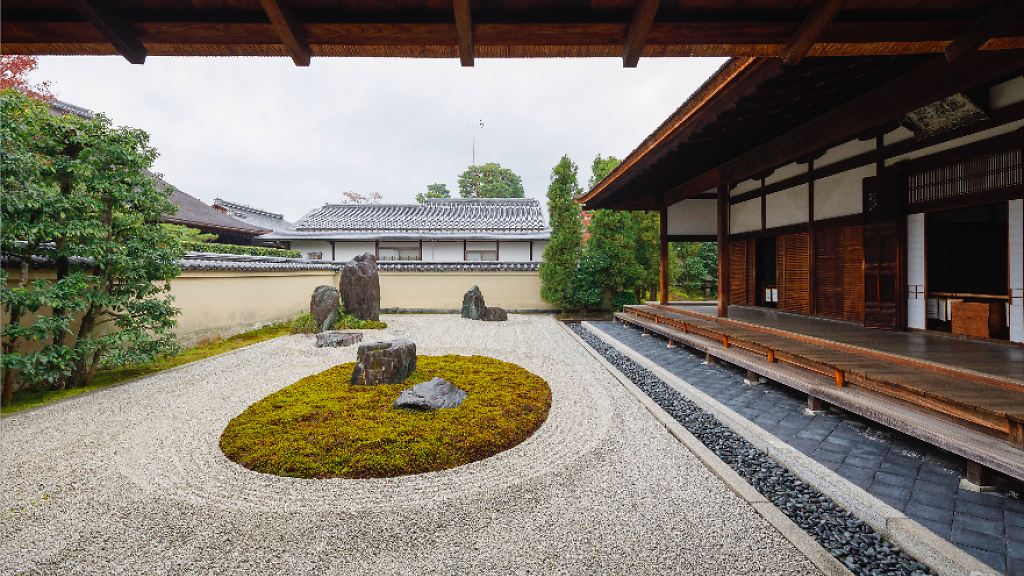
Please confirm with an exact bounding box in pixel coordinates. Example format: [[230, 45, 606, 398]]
[[539, 155, 583, 313]]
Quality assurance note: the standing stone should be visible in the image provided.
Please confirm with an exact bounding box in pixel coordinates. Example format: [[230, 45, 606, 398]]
[[339, 253, 381, 321], [461, 286, 487, 320], [393, 377, 467, 411], [351, 339, 417, 386], [310, 285, 340, 333], [315, 331, 362, 348], [483, 306, 508, 322]]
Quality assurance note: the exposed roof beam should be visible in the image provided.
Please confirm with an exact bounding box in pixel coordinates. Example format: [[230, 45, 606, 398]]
[[67, 0, 146, 64], [622, 0, 660, 68], [780, 0, 845, 66], [258, 0, 311, 66], [454, 0, 474, 67], [945, 0, 1024, 63], [715, 50, 1024, 186]]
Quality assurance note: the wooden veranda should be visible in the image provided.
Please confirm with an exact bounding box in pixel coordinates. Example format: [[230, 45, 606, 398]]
[[616, 302, 1024, 483]]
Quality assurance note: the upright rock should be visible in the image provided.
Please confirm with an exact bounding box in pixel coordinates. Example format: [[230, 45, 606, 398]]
[[461, 286, 486, 320], [393, 378, 467, 411], [340, 253, 380, 321], [351, 339, 417, 386], [310, 285, 340, 333]]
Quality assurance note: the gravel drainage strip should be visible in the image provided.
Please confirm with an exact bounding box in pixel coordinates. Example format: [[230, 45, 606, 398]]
[[568, 323, 938, 576]]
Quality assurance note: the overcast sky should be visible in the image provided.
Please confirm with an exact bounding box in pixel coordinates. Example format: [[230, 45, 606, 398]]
[[35, 55, 726, 223]]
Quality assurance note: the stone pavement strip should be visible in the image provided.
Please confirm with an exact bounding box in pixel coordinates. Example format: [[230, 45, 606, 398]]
[[588, 320, 1024, 576], [3, 315, 822, 576]]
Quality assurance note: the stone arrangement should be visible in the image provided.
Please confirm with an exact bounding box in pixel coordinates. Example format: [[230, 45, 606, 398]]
[[393, 377, 467, 411], [351, 339, 417, 386], [310, 285, 340, 333], [340, 253, 381, 322], [315, 331, 362, 348], [461, 285, 507, 322]]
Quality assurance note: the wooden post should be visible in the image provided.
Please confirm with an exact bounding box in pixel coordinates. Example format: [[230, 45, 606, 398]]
[[966, 461, 995, 488], [807, 395, 825, 412], [718, 184, 730, 319], [746, 369, 757, 382], [767, 349, 775, 363], [835, 368, 845, 387], [660, 206, 669, 304]]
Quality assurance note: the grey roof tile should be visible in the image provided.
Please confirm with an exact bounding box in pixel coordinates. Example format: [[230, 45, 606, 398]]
[[213, 198, 296, 232], [294, 198, 547, 234]]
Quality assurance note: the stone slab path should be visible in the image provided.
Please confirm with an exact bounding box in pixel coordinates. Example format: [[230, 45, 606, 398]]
[[2, 315, 821, 575], [591, 320, 1024, 576]]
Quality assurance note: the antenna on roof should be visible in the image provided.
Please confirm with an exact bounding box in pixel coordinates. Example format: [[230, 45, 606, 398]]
[[465, 120, 484, 165]]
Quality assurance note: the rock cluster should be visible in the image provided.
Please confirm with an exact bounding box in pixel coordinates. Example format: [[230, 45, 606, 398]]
[[351, 339, 417, 386], [393, 377, 467, 411], [310, 285, 340, 333], [315, 331, 362, 348], [340, 253, 380, 321], [461, 285, 507, 322], [568, 324, 938, 576]]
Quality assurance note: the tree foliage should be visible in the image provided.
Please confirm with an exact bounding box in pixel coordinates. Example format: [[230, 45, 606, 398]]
[[0, 55, 53, 101], [416, 183, 451, 203], [588, 154, 621, 189], [1, 89, 182, 403], [539, 155, 583, 312], [675, 242, 719, 294], [457, 163, 525, 198], [162, 223, 218, 243]]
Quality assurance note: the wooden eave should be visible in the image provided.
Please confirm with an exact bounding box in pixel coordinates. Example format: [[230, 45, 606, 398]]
[[163, 217, 272, 238], [3, 1, 1024, 65], [579, 50, 1024, 211]]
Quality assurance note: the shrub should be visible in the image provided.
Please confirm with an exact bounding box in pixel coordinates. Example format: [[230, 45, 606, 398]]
[[612, 291, 639, 312], [290, 311, 387, 334], [181, 241, 301, 259]]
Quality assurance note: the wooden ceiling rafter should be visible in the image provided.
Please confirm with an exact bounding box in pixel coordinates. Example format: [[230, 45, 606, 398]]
[[454, 0, 474, 67], [66, 0, 146, 64], [945, 0, 1024, 63], [258, 0, 311, 66], [622, 0, 660, 68], [780, 0, 846, 66]]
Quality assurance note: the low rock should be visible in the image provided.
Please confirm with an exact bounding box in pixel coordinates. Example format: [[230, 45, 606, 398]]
[[393, 377, 467, 411], [483, 306, 507, 322], [310, 285, 340, 333], [351, 339, 416, 386], [315, 331, 362, 348], [340, 253, 381, 321], [461, 285, 487, 320]]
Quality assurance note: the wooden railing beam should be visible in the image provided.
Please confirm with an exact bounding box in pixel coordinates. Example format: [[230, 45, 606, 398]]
[[780, 0, 845, 66], [258, 0, 311, 66], [622, 0, 660, 68], [454, 0, 474, 67], [68, 0, 147, 64]]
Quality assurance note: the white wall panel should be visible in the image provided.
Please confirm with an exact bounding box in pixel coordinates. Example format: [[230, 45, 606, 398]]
[[467, 241, 498, 251], [817, 139, 875, 167], [332, 241, 376, 261], [887, 120, 1024, 166], [290, 240, 333, 259], [430, 241, 464, 261], [765, 187, 808, 229], [906, 213, 926, 330], [499, 242, 531, 261], [731, 179, 760, 196], [814, 165, 871, 221], [532, 240, 548, 261], [765, 162, 806, 186], [667, 198, 717, 236], [991, 77, 1024, 109], [1010, 199, 1023, 343], [730, 198, 761, 234]]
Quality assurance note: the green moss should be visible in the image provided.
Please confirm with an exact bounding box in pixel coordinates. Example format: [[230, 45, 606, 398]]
[[290, 311, 387, 334], [220, 355, 552, 479]]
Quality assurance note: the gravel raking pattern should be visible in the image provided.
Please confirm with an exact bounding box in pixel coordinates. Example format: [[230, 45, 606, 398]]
[[570, 323, 939, 576]]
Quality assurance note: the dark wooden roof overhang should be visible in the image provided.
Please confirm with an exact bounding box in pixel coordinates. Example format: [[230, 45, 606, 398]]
[[163, 217, 272, 238], [579, 49, 1024, 211], [3, 1, 1024, 67]]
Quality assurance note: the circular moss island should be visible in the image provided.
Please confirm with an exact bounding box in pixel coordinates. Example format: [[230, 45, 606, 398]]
[[220, 355, 552, 479]]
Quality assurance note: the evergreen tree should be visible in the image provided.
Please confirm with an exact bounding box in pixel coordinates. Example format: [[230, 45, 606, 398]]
[[585, 209, 643, 299], [416, 183, 451, 203], [539, 155, 583, 313], [458, 163, 525, 198]]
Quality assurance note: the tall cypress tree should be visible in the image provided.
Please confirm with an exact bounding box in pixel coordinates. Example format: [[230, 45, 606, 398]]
[[540, 155, 583, 313]]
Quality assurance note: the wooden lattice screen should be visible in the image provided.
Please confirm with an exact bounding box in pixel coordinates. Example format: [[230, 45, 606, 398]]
[[812, 225, 864, 321], [777, 233, 810, 314], [729, 239, 755, 306], [907, 147, 1022, 205]]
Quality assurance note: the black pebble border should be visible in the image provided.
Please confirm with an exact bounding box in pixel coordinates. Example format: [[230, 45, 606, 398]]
[[569, 324, 938, 576]]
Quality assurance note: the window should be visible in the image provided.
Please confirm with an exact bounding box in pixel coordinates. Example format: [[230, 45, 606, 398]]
[[466, 250, 497, 261], [306, 251, 323, 260], [377, 247, 421, 261]]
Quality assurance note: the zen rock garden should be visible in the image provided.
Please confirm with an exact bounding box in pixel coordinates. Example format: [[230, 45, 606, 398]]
[[311, 253, 380, 348], [461, 285, 507, 321], [351, 338, 467, 412]]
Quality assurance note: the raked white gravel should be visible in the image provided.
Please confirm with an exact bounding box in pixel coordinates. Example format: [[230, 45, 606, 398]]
[[2, 314, 822, 575]]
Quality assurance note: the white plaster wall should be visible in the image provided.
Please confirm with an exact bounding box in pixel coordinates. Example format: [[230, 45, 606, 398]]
[[815, 165, 872, 221], [766, 186, 809, 229], [466, 241, 498, 251], [378, 241, 419, 249], [499, 242, 531, 261], [730, 198, 761, 234], [430, 241, 464, 261], [532, 240, 549, 261], [991, 76, 1024, 109], [817, 138, 875, 167], [765, 162, 806, 186], [290, 240, 333, 259], [906, 213, 926, 330], [332, 241, 376, 262], [667, 198, 717, 236], [731, 179, 760, 196], [884, 126, 916, 146], [1010, 199, 1023, 343], [887, 119, 1024, 166], [380, 272, 553, 311]]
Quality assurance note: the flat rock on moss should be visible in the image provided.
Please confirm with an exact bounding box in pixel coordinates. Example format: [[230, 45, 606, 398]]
[[351, 338, 417, 386], [393, 377, 467, 411], [315, 331, 362, 348]]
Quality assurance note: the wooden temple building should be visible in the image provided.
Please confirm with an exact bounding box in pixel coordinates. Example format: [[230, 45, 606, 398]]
[[4, 0, 1024, 482]]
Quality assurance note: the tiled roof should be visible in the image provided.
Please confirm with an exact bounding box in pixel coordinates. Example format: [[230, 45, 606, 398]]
[[295, 198, 547, 233], [378, 261, 540, 272], [150, 173, 270, 236], [48, 98, 95, 119], [213, 198, 296, 232]]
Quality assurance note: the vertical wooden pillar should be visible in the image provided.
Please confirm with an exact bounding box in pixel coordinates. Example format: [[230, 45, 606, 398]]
[[718, 184, 730, 318], [660, 207, 669, 304]]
